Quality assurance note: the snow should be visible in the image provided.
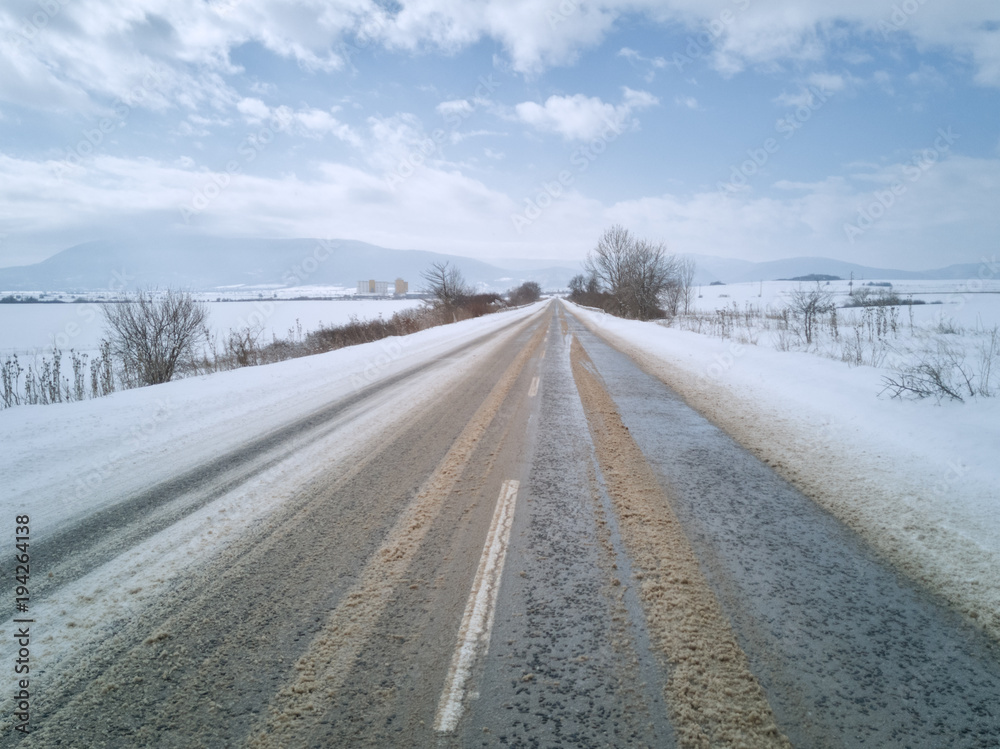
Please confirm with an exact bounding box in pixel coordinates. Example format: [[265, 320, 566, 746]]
[[569, 299, 1000, 636], [692, 278, 1000, 329], [3, 286, 997, 697], [0, 297, 421, 357]]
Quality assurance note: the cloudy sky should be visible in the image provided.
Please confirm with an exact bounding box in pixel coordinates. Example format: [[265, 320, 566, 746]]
[[1, 0, 998, 270]]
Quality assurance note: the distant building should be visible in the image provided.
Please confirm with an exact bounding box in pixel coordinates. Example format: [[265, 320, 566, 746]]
[[357, 279, 389, 295], [394, 278, 408, 295]]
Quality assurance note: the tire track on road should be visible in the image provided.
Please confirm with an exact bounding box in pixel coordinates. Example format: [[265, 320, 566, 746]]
[[246, 314, 549, 748], [570, 334, 791, 749]]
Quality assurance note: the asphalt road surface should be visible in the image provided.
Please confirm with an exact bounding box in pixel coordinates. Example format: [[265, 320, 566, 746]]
[[5, 300, 1000, 748]]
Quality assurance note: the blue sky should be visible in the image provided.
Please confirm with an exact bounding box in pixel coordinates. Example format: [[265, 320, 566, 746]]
[[0, 0, 998, 270]]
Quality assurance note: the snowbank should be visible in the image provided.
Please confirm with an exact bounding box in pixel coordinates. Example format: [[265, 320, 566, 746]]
[[0, 302, 545, 538]]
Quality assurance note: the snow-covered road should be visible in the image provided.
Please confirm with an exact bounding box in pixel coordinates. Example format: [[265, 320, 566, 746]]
[[1, 299, 998, 747]]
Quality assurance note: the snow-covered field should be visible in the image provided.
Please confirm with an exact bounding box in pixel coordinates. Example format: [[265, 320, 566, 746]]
[[0, 297, 421, 357], [692, 278, 1000, 330], [570, 289, 1000, 640]]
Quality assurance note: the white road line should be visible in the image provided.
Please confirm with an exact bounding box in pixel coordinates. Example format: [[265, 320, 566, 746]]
[[528, 376, 540, 397], [434, 479, 520, 733]]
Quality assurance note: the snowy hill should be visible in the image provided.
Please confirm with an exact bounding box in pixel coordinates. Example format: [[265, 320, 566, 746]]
[[685, 254, 983, 285], [0, 237, 580, 293]]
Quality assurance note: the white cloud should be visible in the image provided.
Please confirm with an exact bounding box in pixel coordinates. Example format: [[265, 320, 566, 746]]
[[4, 136, 996, 270], [377, 0, 993, 86], [379, 0, 618, 74], [675, 96, 700, 110], [366, 113, 435, 170], [619, 46, 668, 80], [1, 0, 997, 134], [872, 70, 894, 95], [841, 49, 874, 65], [436, 100, 474, 118], [807, 72, 847, 92], [236, 98, 361, 145], [0, 0, 373, 116], [772, 72, 848, 110], [907, 64, 948, 88], [450, 129, 506, 144], [515, 87, 658, 141], [773, 90, 816, 109], [295, 108, 359, 143], [174, 120, 210, 138], [237, 97, 271, 122]]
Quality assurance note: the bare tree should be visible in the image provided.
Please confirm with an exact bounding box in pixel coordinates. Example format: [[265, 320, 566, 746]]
[[629, 239, 679, 319], [421, 261, 470, 309], [224, 323, 265, 369], [584, 224, 634, 314], [659, 255, 695, 316], [102, 288, 209, 386], [677, 256, 696, 315], [787, 283, 835, 345], [584, 225, 682, 320]]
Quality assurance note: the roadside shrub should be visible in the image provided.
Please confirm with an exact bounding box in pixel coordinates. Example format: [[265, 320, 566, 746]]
[[787, 284, 835, 345], [508, 281, 542, 306], [103, 288, 208, 387], [881, 331, 999, 403], [1, 279, 516, 409]]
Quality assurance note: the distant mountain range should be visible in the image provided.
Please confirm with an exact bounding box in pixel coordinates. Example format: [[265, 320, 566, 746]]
[[0, 237, 579, 293], [0, 236, 984, 292], [687, 254, 985, 285]]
